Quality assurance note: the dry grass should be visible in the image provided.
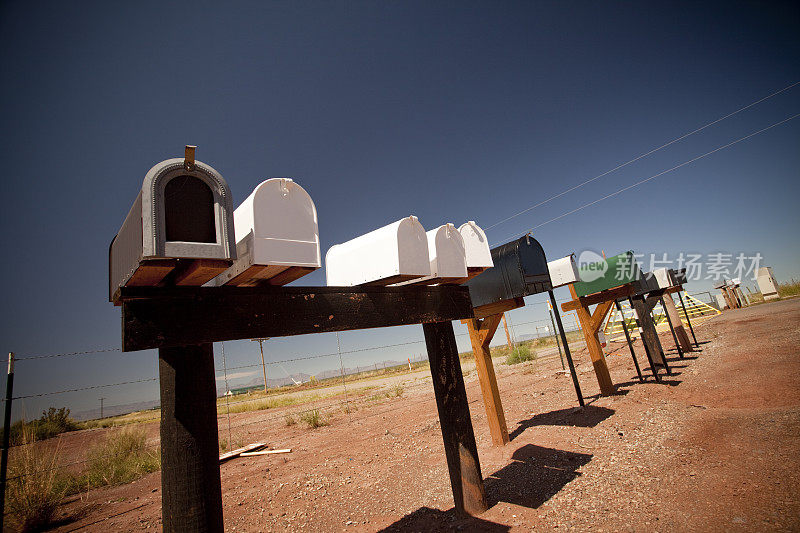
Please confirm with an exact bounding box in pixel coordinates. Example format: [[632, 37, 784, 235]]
[[74, 428, 160, 491], [299, 409, 328, 429], [4, 431, 68, 532]]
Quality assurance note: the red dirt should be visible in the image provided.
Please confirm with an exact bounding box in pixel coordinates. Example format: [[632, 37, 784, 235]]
[[36, 298, 800, 531]]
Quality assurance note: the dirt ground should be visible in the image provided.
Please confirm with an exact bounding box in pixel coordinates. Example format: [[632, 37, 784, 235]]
[[44, 297, 800, 532]]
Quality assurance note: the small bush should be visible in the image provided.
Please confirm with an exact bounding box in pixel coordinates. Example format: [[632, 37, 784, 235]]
[[505, 345, 535, 365], [3, 407, 79, 446], [284, 414, 297, 426], [82, 428, 160, 489], [5, 429, 69, 532], [299, 409, 328, 429], [389, 384, 404, 398]]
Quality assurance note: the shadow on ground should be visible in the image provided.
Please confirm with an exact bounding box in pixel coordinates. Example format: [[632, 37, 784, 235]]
[[509, 405, 614, 441], [377, 507, 510, 532], [379, 444, 592, 531]]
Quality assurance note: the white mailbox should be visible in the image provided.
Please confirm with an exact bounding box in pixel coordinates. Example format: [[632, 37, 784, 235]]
[[458, 221, 493, 278], [325, 216, 431, 286], [757, 266, 779, 300], [547, 254, 581, 288], [652, 267, 676, 289], [424, 223, 468, 282], [109, 149, 236, 302], [209, 178, 320, 287]]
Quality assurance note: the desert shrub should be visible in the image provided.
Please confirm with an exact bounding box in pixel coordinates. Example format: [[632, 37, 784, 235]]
[[389, 384, 404, 398], [81, 428, 160, 489], [505, 345, 535, 365], [3, 408, 79, 446], [284, 414, 297, 426], [299, 409, 328, 429], [4, 430, 69, 532], [778, 281, 800, 298]]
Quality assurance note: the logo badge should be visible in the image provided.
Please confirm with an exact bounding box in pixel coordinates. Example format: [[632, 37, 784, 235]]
[[577, 250, 608, 282]]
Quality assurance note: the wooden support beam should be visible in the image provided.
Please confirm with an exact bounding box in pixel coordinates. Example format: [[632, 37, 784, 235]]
[[121, 285, 473, 352], [466, 314, 509, 446], [472, 297, 524, 320], [662, 294, 693, 352], [630, 296, 668, 368], [159, 344, 223, 533], [566, 284, 616, 396], [560, 283, 635, 312], [424, 321, 489, 516]]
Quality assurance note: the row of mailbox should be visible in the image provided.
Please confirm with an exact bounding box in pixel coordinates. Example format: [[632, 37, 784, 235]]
[[109, 152, 687, 305]]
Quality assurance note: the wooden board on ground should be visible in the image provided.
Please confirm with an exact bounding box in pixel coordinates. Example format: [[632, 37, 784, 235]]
[[219, 442, 267, 463], [240, 449, 292, 457]]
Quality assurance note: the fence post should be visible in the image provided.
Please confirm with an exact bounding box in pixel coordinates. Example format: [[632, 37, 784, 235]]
[[0, 352, 15, 525]]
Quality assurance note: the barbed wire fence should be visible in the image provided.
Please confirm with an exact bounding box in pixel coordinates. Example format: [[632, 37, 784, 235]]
[[3, 286, 729, 501]]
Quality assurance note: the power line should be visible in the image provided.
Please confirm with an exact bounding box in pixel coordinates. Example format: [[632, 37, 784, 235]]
[[495, 112, 800, 243], [485, 80, 800, 232]]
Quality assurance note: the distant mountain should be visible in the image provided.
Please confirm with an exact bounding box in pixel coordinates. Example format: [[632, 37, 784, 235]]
[[73, 399, 160, 421]]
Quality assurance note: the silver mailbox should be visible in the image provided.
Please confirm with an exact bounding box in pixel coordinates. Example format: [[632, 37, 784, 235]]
[[109, 149, 236, 302]]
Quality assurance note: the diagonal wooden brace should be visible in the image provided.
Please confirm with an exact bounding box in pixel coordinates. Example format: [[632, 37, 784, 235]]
[[464, 313, 509, 446]]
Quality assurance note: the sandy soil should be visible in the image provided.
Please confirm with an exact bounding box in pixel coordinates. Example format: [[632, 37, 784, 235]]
[[34, 298, 800, 532]]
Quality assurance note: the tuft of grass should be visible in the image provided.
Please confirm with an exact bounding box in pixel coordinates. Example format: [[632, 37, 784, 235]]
[[299, 409, 328, 429], [284, 414, 297, 426], [341, 403, 357, 414], [80, 428, 160, 489], [505, 345, 535, 365], [389, 384, 404, 398], [5, 430, 69, 532]]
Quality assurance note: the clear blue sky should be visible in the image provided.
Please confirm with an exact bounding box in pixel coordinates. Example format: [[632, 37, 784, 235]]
[[1, 1, 798, 420]]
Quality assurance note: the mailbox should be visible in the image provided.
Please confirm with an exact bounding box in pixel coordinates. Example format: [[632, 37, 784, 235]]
[[426, 224, 468, 282], [756, 266, 778, 300], [209, 178, 320, 287], [629, 270, 660, 296], [652, 267, 676, 289], [547, 254, 581, 288], [109, 151, 236, 302], [573, 251, 640, 298], [671, 268, 687, 286], [325, 216, 431, 286], [458, 221, 493, 277], [465, 235, 552, 308]]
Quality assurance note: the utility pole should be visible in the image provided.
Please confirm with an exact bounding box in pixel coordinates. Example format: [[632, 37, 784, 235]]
[[251, 338, 269, 393], [99, 397, 105, 419]]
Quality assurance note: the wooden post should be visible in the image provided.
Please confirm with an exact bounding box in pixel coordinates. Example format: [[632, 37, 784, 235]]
[[159, 344, 224, 533], [567, 284, 615, 396], [614, 300, 644, 382], [465, 314, 509, 446], [662, 296, 692, 352], [677, 291, 699, 347], [549, 290, 584, 406], [423, 321, 488, 516], [501, 314, 512, 349], [630, 295, 670, 373]]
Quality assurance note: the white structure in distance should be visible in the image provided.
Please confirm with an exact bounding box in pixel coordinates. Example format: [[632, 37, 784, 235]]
[[326, 216, 431, 286], [209, 178, 320, 287]]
